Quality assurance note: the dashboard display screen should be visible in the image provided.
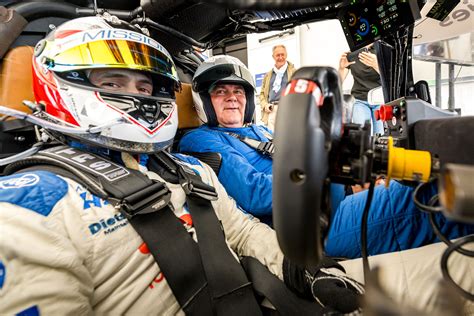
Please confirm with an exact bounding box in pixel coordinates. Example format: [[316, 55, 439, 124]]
[[338, 0, 421, 51]]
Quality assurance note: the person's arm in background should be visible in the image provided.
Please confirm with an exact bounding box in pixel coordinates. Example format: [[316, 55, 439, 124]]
[[259, 72, 273, 114], [358, 51, 379, 74], [338, 52, 355, 82], [325, 180, 474, 259], [179, 129, 273, 217]]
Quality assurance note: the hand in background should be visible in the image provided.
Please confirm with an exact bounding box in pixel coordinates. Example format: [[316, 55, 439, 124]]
[[359, 51, 379, 73], [264, 103, 274, 113], [339, 52, 355, 70]]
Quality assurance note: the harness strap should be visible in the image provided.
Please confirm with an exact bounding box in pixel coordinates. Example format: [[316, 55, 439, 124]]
[[225, 132, 274, 158], [155, 151, 262, 315], [5, 145, 214, 314], [127, 203, 213, 314], [187, 194, 261, 315]]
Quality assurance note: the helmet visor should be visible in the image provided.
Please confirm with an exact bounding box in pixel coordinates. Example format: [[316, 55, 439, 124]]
[[193, 64, 255, 93], [49, 38, 179, 83]]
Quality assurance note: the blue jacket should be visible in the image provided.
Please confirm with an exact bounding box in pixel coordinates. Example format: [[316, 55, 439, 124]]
[[179, 124, 474, 256], [326, 180, 474, 258], [179, 124, 274, 223], [179, 125, 347, 224]]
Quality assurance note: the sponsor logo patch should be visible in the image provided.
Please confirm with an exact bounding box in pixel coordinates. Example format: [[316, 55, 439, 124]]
[[0, 174, 40, 189], [88, 212, 128, 236], [42, 146, 130, 182]]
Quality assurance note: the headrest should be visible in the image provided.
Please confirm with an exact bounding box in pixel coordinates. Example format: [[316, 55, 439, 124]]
[[176, 83, 201, 129], [0, 46, 34, 115]]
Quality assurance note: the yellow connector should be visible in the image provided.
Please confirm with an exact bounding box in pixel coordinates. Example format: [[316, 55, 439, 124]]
[[386, 137, 432, 186]]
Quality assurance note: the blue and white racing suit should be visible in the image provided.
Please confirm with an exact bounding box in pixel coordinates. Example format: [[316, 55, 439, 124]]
[[0, 152, 284, 315], [179, 124, 474, 258]]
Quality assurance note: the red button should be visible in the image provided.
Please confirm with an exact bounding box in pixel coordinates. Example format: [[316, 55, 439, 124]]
[[379, 105, 393, 121], [374, 109, 380, 120]]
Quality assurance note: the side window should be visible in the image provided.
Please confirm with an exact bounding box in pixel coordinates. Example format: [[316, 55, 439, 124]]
[[412, 4, 473, 116]]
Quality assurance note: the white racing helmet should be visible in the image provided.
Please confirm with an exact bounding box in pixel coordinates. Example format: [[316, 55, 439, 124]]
[[31, 16, 181, 153], [192, 55, 256, 126]]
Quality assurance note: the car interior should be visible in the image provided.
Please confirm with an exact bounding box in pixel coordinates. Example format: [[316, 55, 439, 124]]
[[0, 0, 473, 314]]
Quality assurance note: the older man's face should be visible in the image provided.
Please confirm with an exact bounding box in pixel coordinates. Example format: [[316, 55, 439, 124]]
[[210, 84, 246, 128], [272, 47, 287, 69]]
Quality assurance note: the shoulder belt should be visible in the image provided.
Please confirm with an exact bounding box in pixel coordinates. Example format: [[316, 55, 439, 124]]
[[225, 131, 274, 158], [4, 145, 261, 316]]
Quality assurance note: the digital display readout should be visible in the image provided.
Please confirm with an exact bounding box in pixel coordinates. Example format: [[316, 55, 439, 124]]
[[378, 0, 401, 31], [338, 0, 421, 51]]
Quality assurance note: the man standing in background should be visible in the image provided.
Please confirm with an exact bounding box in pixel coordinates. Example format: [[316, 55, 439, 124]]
[[259, 45, 295, 131]]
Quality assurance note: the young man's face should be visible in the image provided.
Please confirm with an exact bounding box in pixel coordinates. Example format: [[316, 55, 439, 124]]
[[210, 84, 246, 128], [89, 69, 153, 95], [272, 47, 287, 69]]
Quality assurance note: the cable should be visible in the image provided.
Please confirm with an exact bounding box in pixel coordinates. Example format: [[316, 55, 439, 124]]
[[412, 180, 443, 213], [440, 234, 474, 301], [426, 194, 474, 256], [429, 212, 474, 257], [414, 181, 474, 256], [394, 32, 405, 98], [134, 17, 209, 50], [360, 179, 375, 279]]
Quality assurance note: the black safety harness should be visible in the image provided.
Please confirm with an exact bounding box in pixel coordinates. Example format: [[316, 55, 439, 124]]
[[224, 129, 274, 158], [4, 145, 323, 315]]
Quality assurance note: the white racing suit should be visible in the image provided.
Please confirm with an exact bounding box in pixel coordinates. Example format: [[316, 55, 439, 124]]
[[0, 152, 284, 315]]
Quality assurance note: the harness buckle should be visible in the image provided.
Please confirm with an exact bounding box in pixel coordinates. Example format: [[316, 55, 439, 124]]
[[120, 180, 172, 219], [181, 179, 218, 201], [257, 141, 274, 157]]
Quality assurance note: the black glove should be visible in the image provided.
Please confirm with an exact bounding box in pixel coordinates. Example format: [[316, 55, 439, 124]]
[[283, 256, 364, 314]]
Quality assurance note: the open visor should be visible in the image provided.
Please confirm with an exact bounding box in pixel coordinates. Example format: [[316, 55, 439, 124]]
[[48, 39, 179, 83], [193, 63, 255, 93]]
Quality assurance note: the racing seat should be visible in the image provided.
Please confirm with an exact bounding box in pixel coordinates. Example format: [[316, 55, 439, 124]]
[[175, 83, 223, 175], [0, 46, 36, 161], [0, 46, 34, 114]]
